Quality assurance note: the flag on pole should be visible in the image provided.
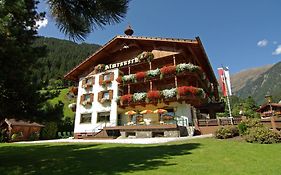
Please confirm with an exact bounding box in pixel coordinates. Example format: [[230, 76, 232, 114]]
[[218, 67, 232, 97]]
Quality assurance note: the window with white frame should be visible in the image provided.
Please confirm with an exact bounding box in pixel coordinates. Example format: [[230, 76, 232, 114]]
[[80, 113, 92, 124], [97, 112, 110, 123]]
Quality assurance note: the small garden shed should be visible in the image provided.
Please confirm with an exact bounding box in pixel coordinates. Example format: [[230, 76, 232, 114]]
[[0, 118, 44, 141]]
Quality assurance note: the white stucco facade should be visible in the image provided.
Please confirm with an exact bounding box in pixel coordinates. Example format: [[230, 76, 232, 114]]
[[74, 68, 119, 133]]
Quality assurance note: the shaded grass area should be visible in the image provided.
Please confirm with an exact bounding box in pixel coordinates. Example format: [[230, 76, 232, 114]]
[[0, 138, 280, 175]]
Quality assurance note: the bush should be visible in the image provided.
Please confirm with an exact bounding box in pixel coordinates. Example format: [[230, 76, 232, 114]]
[[238, 118, 263, 135], [41, 122, 58, 139], [29, 132, 40, 141], [215, 126, 239, 139], [11, 132, 22, 141], [245, 127, 281, 144]]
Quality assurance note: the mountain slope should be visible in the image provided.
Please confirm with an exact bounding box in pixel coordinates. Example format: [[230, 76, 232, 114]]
[[236, 62, 281, 104], [32, 37, 100, 85], [231, 65, 273, 94]]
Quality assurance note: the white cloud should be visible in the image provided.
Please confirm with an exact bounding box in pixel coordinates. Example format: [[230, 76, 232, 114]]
[[272, 45, 281, 55], [36, 18, 48, 29], [273, 41, 278, 45], [257, 39, 268, 47]]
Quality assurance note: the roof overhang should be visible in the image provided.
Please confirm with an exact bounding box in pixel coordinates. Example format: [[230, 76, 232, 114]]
[[64, 35, 218, 85]]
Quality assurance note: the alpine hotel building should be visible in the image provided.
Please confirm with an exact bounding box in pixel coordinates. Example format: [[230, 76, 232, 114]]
[[65, 30, 222, 139]]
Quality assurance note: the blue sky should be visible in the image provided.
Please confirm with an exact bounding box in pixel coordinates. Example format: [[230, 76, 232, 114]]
[[37, 0, 281, 74]]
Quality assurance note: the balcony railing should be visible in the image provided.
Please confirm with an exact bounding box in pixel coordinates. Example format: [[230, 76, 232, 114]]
[[117, 63, 213, 94], [117, 86, 208, 107]]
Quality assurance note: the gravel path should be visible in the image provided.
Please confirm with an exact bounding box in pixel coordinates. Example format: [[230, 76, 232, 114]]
[[16, 134, 213, 144]]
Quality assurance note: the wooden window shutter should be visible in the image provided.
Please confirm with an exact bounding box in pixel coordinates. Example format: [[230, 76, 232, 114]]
[[82, 79, 86, 87], [98, 92, 103, 102], [90, 93, 94, 102], [110, 72, 114, 81], [109, 90, 113, 100], [80, 95, 85, 104], [99, 75, 103, 85], [92, 77, 95, 85]]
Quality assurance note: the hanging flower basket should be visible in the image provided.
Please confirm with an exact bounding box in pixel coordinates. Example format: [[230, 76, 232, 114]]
[[137, 51, 154, 62], [94, 64, 105, 73]]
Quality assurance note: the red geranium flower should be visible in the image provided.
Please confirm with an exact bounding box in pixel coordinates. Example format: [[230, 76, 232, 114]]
[[147, 90, 161, 100], [135, 71, 146, 80], [160, 65, 176, 75], [120, 94, 133, 103]]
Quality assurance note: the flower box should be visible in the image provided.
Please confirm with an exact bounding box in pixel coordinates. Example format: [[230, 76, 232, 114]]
[[133, 92, 147, 102], [162, 88, 177, 99], [146, 68, 160, 79], [177, 86, 205, 98], [160, 65, 176, 79], [147, 90, 161, 101], [135, 71, 146, 81], [120, 94, 133, 105]]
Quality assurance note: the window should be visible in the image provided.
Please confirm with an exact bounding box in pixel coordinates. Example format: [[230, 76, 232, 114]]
[[84, 94, 91, 101], [80, 113, 92, 124], [104, 74, 111, 81], [103, 92, 109, 100], [97, 112, 110, 123]]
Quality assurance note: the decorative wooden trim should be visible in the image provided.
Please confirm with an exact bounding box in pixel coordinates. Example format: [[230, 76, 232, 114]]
[[80, 95, 85, 104], [82, 79, 86, 87], [109, 90, 113, 100], [98, 92, 103, 102], [90, 93, 94, 102], [110, 72, 114, 81], [99, 75, 103, 85]]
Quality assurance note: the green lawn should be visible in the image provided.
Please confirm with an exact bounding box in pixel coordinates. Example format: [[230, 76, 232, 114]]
[[0, 138, 280, 175], [48, 88, 75, 119]]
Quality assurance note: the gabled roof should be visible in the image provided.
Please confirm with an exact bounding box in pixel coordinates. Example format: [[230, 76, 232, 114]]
[[64, 35, 217, 84], [257, 103, 281, 112], [4, 118, 44, 127]]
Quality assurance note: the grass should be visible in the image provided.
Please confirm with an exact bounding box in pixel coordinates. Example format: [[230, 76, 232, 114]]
[[48, 88, 75, 119], [0, 138, 280, 175]]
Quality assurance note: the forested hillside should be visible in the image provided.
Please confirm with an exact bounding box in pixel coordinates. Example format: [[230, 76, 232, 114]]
[[235, 61, 281, 104], [31, 37, 100, 86]]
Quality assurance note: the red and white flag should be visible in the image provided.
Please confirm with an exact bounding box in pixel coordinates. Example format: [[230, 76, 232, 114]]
[[218, 67, 232, 97]]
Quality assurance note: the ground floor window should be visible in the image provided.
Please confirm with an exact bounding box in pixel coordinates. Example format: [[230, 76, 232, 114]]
[[97, 112, 110, 123], [80, 113, 92, 124]]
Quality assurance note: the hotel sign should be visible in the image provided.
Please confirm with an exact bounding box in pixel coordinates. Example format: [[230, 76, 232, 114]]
[[105, 57, 140, 70]]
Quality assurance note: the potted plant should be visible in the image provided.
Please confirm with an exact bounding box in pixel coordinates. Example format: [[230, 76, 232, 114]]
[[162, 88, 177, 99], [146, 68, 160, 79], [120, 94, 133, 105]]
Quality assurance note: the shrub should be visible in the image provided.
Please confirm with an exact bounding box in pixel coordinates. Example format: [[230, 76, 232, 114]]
[[29, 132, 40, 141], [41, 122, 58, 139], [245, 127, 281, 144], [11, 132, 23, 141], [215, 126, 239, 139], [238, 118, 263, 135]]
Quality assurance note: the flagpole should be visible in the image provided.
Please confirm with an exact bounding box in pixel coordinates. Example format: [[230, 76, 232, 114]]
[[222, 67, 233, 120]]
